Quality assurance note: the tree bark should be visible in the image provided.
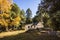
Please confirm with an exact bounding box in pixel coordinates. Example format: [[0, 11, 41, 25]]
[[5, 27, 8, 31]]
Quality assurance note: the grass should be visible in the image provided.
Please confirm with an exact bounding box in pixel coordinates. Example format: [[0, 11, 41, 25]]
[[0, 29, 60, 40]]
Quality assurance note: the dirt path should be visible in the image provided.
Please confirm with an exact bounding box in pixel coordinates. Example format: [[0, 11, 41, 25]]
[[0, 30, 26, 38]]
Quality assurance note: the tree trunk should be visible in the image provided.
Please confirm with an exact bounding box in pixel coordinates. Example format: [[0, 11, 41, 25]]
[[5, 27, 8, 31]]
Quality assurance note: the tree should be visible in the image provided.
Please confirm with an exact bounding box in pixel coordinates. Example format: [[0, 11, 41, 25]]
[[11, 3, 20, 15], [20, 9, 26, 29], [26, 8, 32, 24], [0, 0, 27, 31], [0, 0, 12, 31], [20, 9, 26, 23], [10, 3, 21, 30], [0, 0, 12, 13], [36, 0, 60, 30]]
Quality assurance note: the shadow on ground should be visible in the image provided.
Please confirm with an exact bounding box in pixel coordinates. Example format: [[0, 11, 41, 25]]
[[0, 29, 60, 40]]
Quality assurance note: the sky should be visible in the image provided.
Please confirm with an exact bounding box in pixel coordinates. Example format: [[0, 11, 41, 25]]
[[13, 0, 41, 17]]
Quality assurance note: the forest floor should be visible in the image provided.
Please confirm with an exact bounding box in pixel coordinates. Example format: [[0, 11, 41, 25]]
[[0, 29, 60, 40], [0, 30, 26, 38]]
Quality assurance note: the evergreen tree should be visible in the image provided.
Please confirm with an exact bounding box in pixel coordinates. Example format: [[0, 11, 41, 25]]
[[26, 8, 32, 24], [36, 0, 60, 30]]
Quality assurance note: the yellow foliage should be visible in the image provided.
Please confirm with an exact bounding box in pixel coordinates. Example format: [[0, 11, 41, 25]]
[[0, 0, 22, 28], [3, 13, 10, 18], [14, 16, 21, 21], [0, 0, 12, 27], [11, 16, 21, 26], [0, 19, 8, 27], [0, 14, 3, 18], [0, 0, 12, 13]]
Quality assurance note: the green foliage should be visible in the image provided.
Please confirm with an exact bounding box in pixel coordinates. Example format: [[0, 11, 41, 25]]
[[0, 1, 26, 31], [20, 10, 26, 29], [26, 8, 32, 19], [20, 9, 26, 22], [26, 8, 32, 24], [33, 15, 40, 23], [11, 3, 20, 15], [4, 3, 22, 30], [26, 18, 32, 24], [36, 0, 60, 30]]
